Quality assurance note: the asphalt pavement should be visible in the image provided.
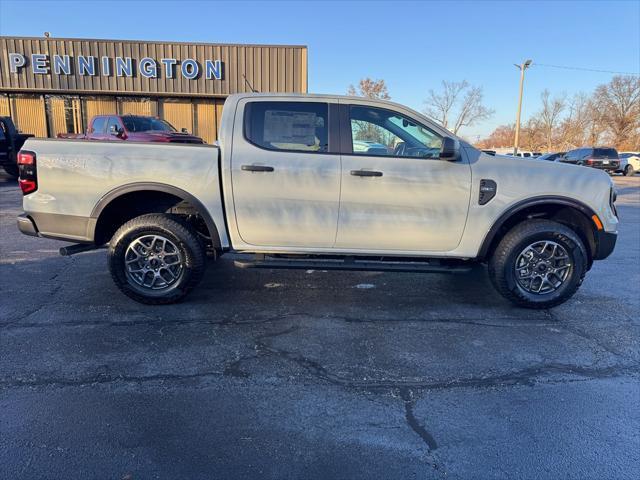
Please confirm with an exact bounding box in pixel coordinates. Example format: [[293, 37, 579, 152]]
[[1, 172, 639, 479]]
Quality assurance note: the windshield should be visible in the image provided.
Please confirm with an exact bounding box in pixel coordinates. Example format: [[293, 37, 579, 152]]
[[121, 116, 176, 133]]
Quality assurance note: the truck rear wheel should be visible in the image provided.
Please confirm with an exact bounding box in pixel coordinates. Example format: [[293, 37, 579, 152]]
[[108, 213, 206, 304], [488, 220, 587, 309]]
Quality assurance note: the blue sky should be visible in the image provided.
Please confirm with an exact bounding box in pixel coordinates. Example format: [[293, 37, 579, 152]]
[[1, 0, 638, 139]]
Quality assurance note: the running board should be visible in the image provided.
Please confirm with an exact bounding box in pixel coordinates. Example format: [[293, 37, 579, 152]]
[[234, 255, 473, 274]]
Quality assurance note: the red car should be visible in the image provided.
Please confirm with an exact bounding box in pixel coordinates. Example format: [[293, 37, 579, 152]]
[[58, 115, 205, 144]]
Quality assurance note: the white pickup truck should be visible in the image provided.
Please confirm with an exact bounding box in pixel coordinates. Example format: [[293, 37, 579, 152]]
[[17, 93, 618, 308]]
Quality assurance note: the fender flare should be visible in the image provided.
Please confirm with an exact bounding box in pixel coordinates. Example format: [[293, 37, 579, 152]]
[[477, 195, 599, 259], [90, 182, 222, 248]]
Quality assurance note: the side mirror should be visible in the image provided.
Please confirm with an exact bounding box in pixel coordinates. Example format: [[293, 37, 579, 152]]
[[181, 128, 189, 134], [109, 125, 125, 137], [439, 137, 460, 161]]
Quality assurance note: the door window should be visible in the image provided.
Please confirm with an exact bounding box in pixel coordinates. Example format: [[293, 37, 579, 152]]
[[244, 101, 328, 153], [90, 117, 106, 134], [106, 117, 122, 135], [349, 105, 442, 158]]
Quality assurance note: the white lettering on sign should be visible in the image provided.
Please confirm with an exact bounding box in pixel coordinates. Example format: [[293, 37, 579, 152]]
[[3, 52, 224, 80]]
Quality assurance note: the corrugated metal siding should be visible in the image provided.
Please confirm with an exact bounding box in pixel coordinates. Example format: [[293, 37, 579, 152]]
[[84, 97, 117, 118], [119, 98, 157, 116], [0, 37, 307, 96], [11, 95, 47, 137], [0, 94, 9, 116], [195, 100, 216, 143], [161, 99, 193, 134]]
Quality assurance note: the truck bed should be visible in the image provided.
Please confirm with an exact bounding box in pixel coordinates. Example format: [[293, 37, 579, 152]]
[[19, 138, 228, 246]]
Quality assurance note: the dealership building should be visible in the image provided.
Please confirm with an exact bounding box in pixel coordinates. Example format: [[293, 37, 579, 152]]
[[0, 36, 308, 142]]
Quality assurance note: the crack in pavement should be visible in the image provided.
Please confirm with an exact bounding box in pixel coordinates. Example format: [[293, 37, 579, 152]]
[[399, 387, 438, 451]]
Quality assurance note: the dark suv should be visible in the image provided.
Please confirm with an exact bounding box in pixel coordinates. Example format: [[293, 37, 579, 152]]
[[560, 147, 620, 172]]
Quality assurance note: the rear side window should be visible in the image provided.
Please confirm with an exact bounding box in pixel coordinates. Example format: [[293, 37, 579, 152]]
[[244, 101, 328, 153], [593, 148, 618, 159], [91, 117, 106, 134]]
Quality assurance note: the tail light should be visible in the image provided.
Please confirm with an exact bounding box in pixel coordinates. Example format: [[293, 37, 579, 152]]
[[18, 150, 38, 194], [585, 158, 594, 165]]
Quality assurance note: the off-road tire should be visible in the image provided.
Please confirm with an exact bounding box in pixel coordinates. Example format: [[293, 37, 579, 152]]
[[108, 213, 206, 305], [624, 165, 635, 177], [3, 163, 19, 178], [488, 219, 588, 309]]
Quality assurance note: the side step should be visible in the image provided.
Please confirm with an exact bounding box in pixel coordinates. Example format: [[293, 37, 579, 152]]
[[234, 255, 473, 274], [59, 243, 103, 256]]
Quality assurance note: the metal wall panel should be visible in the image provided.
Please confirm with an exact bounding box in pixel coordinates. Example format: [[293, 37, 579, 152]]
[[119, 98, 157, 116], [0, 94, 9, 116], [195, 100, 216, 143], [0, 37, 307, 97], [11, 94, 47, 137], [162, 99, 193, 134], [84, 97, 117, 118]]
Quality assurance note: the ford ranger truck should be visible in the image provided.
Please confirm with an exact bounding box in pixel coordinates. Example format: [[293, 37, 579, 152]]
[[16, 93, 618, 308]]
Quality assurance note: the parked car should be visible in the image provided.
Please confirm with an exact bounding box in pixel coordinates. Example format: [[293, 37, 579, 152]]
[[17, 93, 618, 309], [537, 152, 565, 162], [505, 151, 539, 158], [0, 116, 34, 178], [617, 152, 640, 176], [481, 149, 496, 156], [559, 147, 620, 172], [58, 115, 205, 144]]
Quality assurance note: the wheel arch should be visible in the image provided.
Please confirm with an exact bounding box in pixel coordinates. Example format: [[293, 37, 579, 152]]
[[478, 196, 600, 266], [91, 182, 221, 248]]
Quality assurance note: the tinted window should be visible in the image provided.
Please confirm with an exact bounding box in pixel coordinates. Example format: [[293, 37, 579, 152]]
[[122, 116, 175, 132], [245, 101, 328, 153], [349, 105, 442, 158], [593, 148, 618, 159], [91, 117, 106, 134]]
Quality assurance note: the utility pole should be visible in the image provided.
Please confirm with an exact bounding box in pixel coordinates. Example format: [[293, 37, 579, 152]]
[[513, 59, 532, 156]]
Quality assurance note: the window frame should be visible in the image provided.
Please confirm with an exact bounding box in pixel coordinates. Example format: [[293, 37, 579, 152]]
[[341, 104, 444, 159], [242, 100, 336, 155]]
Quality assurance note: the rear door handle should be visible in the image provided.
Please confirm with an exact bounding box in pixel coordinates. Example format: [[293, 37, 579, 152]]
[[241, 165, 274, 172], [350, 169, 383, 177]]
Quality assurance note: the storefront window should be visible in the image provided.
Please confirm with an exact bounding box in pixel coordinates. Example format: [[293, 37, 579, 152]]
[[46, 96, 82, 137]]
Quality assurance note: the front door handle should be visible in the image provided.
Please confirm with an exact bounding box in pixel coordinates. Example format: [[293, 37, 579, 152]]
[[241, 165, 274, 172], [350, 169, 383, 177]]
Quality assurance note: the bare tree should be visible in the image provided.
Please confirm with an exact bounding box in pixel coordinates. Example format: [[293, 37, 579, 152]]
[[347, 78, 391, 100], [591, 75, 640, 150], [536, 89, 566, 151], [424, 80, 494, 135], [347, 78, 392, 145]]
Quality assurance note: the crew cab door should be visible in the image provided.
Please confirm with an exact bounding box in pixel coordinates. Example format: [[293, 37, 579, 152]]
[[335, 103, 471, 252], [230, 99, 341, 248]]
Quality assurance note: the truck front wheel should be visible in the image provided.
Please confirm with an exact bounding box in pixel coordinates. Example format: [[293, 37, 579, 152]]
[[108, 213, 206, 304], [488, 220, 588, 309]]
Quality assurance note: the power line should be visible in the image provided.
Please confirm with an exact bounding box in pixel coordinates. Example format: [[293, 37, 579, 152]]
[[532, 63, 639, 76]]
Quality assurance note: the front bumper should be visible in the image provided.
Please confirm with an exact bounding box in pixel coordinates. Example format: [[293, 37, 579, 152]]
[[594, 230, 617, 260], [17, 213, 38, 237]]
